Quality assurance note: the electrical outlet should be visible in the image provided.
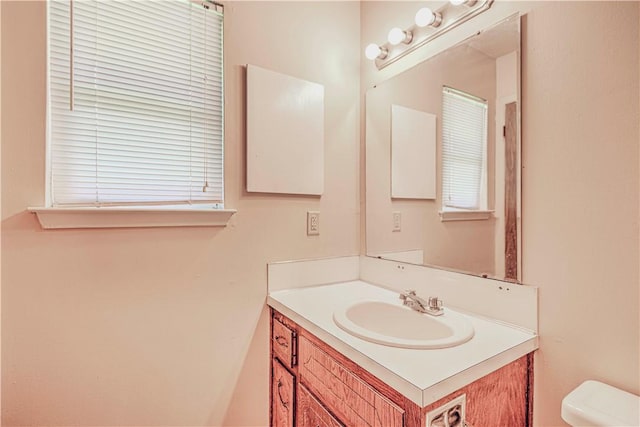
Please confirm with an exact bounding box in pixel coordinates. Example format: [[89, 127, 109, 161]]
[[392, 211, 401, 232], [426, 394, 466, 427], [307, 211, 320, 236]]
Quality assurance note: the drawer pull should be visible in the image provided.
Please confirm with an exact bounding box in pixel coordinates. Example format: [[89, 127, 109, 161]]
[[275, 335, 289, 348], [277, 378, 289, 409]]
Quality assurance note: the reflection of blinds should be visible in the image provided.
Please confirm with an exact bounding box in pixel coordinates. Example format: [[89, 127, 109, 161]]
[[49, 0, 224, 206], [441, 86, 487, 210]]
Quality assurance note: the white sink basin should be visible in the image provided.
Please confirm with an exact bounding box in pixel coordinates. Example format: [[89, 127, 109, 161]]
[[333, 300, 474, 349]]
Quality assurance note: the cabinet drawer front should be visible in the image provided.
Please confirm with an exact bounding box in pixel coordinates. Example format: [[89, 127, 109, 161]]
[[298, 336, 404, 427], [297, 384, 344, 427], [273, 318, 297, 368], [272, 359, 295, 427]]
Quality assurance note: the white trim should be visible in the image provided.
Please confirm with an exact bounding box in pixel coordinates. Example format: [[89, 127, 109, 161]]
[[439, 209, 494, 222], [28, 206, 236, 229], [370, 249, 424, 264], [268, 256, 360, 292]]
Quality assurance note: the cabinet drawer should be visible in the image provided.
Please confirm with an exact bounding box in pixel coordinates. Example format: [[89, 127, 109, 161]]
[[297, 383, 344, 427], [273, 318, 297, 368], [272, 359, 295, 427], [298, 335, 404, 427]]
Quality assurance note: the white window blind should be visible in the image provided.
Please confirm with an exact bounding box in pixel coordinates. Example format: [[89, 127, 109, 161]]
[[441, 86, 488, 210], [48, 0, 224, 207]]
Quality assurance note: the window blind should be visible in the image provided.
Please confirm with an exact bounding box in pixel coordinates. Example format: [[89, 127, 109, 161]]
[[48, 0, 224, 206], [441, 86, 488, 210]]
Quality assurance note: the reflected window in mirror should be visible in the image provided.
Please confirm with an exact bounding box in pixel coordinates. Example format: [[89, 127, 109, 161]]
[[364, 13, 522, 282], [441, 86, 489, 212]]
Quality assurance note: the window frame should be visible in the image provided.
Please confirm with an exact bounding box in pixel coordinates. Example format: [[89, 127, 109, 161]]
[[31, 0, 234, 229], [439, 86, 493, 222]]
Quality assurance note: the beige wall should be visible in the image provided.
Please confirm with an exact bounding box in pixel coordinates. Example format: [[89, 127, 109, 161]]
[[522, 2, 639, 426], [2, 1, 639, 426], [363, 1, 639, 426], [0, 1, 360, 426]]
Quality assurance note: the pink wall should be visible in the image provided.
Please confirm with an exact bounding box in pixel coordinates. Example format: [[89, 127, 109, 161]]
[[1, 1, 360, 425], [522, 2, 639, 426], [2, 1, 639, 426], [362, 1, 639, 426]]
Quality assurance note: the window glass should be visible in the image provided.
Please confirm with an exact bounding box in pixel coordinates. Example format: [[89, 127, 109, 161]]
[[441, 86, 488, 210], [48, 0, 224, 207]]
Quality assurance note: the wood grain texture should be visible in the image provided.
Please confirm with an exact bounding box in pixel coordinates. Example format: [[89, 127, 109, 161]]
[[296, 322, 422, 427], [421, 355, 530, 427], [272, 310, 299, 331], [270, 309, 533, 427], [297, 383, 344, 427], [273, 318, 297, 369], [526, 353, 534, 427], [298, 335, 404, 427], [272, 359, 295, 427], [505, 101, 518, 281]]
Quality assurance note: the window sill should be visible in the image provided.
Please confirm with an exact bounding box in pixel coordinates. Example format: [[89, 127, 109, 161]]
[[28, 206, 236, 230], [439, 209, 494, 222]]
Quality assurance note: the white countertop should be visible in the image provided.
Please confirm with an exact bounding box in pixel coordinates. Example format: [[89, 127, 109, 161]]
[[267, 280, 538, 407]]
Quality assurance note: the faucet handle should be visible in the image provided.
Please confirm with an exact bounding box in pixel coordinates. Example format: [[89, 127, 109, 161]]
[[399, 289, 415, 300], [428, 296, 442, 310]]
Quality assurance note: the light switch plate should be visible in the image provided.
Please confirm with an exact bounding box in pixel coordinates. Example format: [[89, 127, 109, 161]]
[[392, 211, 401, 232], [307, 211, 320, 236]]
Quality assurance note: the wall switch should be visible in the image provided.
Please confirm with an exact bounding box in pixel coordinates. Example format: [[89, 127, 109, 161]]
[[392, 211, 401, 232], [307, 211, 320, 235]]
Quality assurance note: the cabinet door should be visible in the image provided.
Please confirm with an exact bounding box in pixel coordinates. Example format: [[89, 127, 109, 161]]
[[272, 359, 295, 427], [273, 318, 297, 369], [297, 384, 344, 427], [298, 336, 404, 427]]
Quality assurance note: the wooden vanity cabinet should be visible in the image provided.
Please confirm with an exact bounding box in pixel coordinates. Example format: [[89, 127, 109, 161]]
[[270, 309, 533, 427], [272, 359, 295, 427], [273, 317, 297, 369], [297, 334, 405, 427], [297, 384, 344, 427]]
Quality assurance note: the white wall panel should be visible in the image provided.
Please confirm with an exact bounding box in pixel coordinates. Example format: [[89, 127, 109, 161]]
[[247, 65, 324, 195]]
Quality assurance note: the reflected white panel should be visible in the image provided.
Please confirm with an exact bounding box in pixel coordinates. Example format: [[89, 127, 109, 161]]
[[247, 65, 324, 195], [391, 105, 436, 199]]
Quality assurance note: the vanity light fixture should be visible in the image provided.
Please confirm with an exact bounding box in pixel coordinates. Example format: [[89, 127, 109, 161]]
[[365, 0, 494, 70], [387, 27, 413, 45], [365, 43, 388, 60], [450, 0, 478, 6], [415, 8, 442, 28]]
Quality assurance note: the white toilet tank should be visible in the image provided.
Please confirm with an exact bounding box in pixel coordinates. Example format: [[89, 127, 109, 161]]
[[561, 380, 640, 426]]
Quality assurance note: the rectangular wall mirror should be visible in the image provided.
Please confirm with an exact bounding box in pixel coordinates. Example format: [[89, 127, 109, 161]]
[[365, 14, 522, 283]]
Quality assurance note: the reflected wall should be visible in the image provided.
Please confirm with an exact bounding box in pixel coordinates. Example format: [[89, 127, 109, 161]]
[[365, 16, 519, 280]]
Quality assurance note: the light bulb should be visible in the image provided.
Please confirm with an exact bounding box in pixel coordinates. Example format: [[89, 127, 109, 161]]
[[415, 7, 440, 27], [365, 43, 381, 60], [388, 27, 407, 45]]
